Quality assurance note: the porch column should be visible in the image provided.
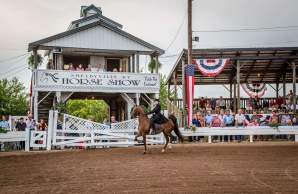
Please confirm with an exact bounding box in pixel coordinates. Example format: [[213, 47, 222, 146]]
[[128, 56, 131, 72], [33, 49, 38, 69], [229, 82, 233, 109], [236, 60, 241, 110], [233, 80, 236, 113], [33, 91, 38, 121], [276, 82, 279, 98], [182, 58, 186, 126], [283, 74, 286, 99], [174, 70, 178, 105], [132, 54, 135, 73], [136, 93, 140, 106], [136, 52, 140, 73], [155, 56, 159, 74], [292, 62, 296, 112]]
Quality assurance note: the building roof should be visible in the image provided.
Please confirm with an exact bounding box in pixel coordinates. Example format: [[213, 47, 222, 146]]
[[166, 47, 298, 85], [28, 19, 164, 55]]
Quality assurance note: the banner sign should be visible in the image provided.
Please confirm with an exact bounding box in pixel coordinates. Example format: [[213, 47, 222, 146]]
[[34, 70, 160, 93], [241, 82, 267, 98], [195, 58, 229, 77]]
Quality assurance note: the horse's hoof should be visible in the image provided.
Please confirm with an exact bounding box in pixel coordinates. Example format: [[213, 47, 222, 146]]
[[168, 144, 172, 149], [161, 149, 165, 153], [143, 151, 147, 154]]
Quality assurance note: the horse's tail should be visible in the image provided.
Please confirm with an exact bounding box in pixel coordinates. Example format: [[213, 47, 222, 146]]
[[168, 114, 183, 143]]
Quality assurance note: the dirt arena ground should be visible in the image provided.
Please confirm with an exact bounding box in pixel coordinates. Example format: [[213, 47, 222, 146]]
[[0, 143, 298, 194]]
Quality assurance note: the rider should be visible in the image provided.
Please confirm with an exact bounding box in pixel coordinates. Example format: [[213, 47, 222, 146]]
[[147, 99, 167, 134]]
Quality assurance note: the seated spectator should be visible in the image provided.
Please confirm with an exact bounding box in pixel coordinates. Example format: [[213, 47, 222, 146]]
[[223, 110, 234, 127], [0, 116, 10, 130], [218, 109, 225, 126], [280, 111, 292, 126], [205, 111, 213, 127], [113, 68, 118, 72], [269, 110, 279, 125], [248, 111, 260, 126], [192, 114, 200, 127], [292, 116, 298, 125], [196, 112, 205, 127], [211, 115, 222, 127], [235, 109, 248, 127]]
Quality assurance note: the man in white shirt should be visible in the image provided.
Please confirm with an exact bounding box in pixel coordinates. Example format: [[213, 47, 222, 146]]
[[235, 109, 247, 127]]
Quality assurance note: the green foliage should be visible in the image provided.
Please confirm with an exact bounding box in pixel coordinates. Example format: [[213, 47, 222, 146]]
[[159, 75, 173, 110], [0, 78, 28, 116], [0, 127, 8, 133], [66, 99, 109, 122], [148, 59, 162, 73], [28, 53, 43, 69]]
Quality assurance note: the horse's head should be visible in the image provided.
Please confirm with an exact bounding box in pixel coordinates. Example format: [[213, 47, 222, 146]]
[[132, 106, 145, 118]]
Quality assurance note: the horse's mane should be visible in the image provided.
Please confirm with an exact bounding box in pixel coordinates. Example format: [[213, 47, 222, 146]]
[[133, 106, 146, 116]]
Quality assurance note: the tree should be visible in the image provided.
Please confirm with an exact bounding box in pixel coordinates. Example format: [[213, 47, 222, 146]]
[[28, 53, 43, 69], [159, 75, 173, 110], [0, 78, 28, 116], [66, 99, 109, 122], [148, 58, 162, 73]]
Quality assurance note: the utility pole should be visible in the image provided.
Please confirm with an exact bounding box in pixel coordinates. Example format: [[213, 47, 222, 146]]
[[187, 0, 192, 65]]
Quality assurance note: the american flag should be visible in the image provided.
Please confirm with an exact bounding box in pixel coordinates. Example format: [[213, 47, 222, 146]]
[[185, 64, 195, 127]]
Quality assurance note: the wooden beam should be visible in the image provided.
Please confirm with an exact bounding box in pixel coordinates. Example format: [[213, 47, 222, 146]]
[[293, 62, 296, 113], [244, 51, 260, 82], [237, 60, 240, 110]]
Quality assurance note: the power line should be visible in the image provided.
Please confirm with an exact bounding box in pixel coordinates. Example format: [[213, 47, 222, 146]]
[[0, 55, 29, 75], [193, 25, 298, 33], [165, 11, 187, 52], [0, 53, 29, 63]]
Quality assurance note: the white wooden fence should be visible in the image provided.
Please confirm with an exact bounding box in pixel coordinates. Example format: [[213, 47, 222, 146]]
[[1, 110, 298, 152]]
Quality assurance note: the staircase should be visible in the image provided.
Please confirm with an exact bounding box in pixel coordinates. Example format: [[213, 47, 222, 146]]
[[33, 92, 55, 122]]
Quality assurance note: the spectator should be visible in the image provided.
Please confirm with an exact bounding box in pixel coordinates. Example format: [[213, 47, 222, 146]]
[[292, 116, 298, 126], [262, 99, 269, 112], [192, 114, 200, 127], [276, 96, 284, 109], [26, 114, 36, 130], [211, 114, 222, 127], [111, 116, 118, 123], [280, 111, 292, 126], [248, 111, 260, 126], [287, 90, 294, 106], [210, 98, 217, 110], [69, 63, 75, 70], [112, 68, 118, 72], [199, 97, 206, 109], [269, 110, 279, 125], [235, 109, 248, 127], [196, 112, 205, 127], [76, 64, 84, 71], [15, 118, 26, 131], [206, 101, 212, 112], [217, 96, 226, 110], [0, 116, 10, 130], [205, 111, 213, 127], [37, 119, 48, 131], [223, 110, 234, 127]]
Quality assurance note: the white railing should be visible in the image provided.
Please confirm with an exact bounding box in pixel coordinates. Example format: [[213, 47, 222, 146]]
[[180, 126, 298, 143]]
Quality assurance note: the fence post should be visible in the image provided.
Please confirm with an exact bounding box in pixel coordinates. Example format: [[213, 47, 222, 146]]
[[249, 135, 253, 143], [25, 128, 30, 151], [52, 111, 58, 145], [208, 136, 212, 143], [46, 110, 54, 150], [295, 134, 298, 142]]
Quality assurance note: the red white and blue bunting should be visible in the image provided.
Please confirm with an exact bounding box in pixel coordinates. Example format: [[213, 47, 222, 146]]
[[241, 82, 267, 98], [195, 59, 229, 77]]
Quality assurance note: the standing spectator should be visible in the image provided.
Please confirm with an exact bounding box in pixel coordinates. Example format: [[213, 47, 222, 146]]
[[0, 116, 10, 130], [217, 96, 226, 110], [26, 114, 36, 130], [210, 98, 217, 110], [111, 116, 118, 123], [76, 64, 84, 71], [37, 119, 48, 131], [15, 118, 26, 131], [199, 97, 206, 109], [276, 96, 284, 109], [287, 90, 294, 107], [205, 111, 213, 127], [262, 99, 269, 113], [252, 96, 260, 110], [206, 100, 212, 112]]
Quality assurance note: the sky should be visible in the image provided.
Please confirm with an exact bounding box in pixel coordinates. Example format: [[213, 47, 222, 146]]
[[0, 0, 297, 98]]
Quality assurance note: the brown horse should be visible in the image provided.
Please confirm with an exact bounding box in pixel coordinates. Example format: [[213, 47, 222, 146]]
[[132, 106, 183, 154]]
